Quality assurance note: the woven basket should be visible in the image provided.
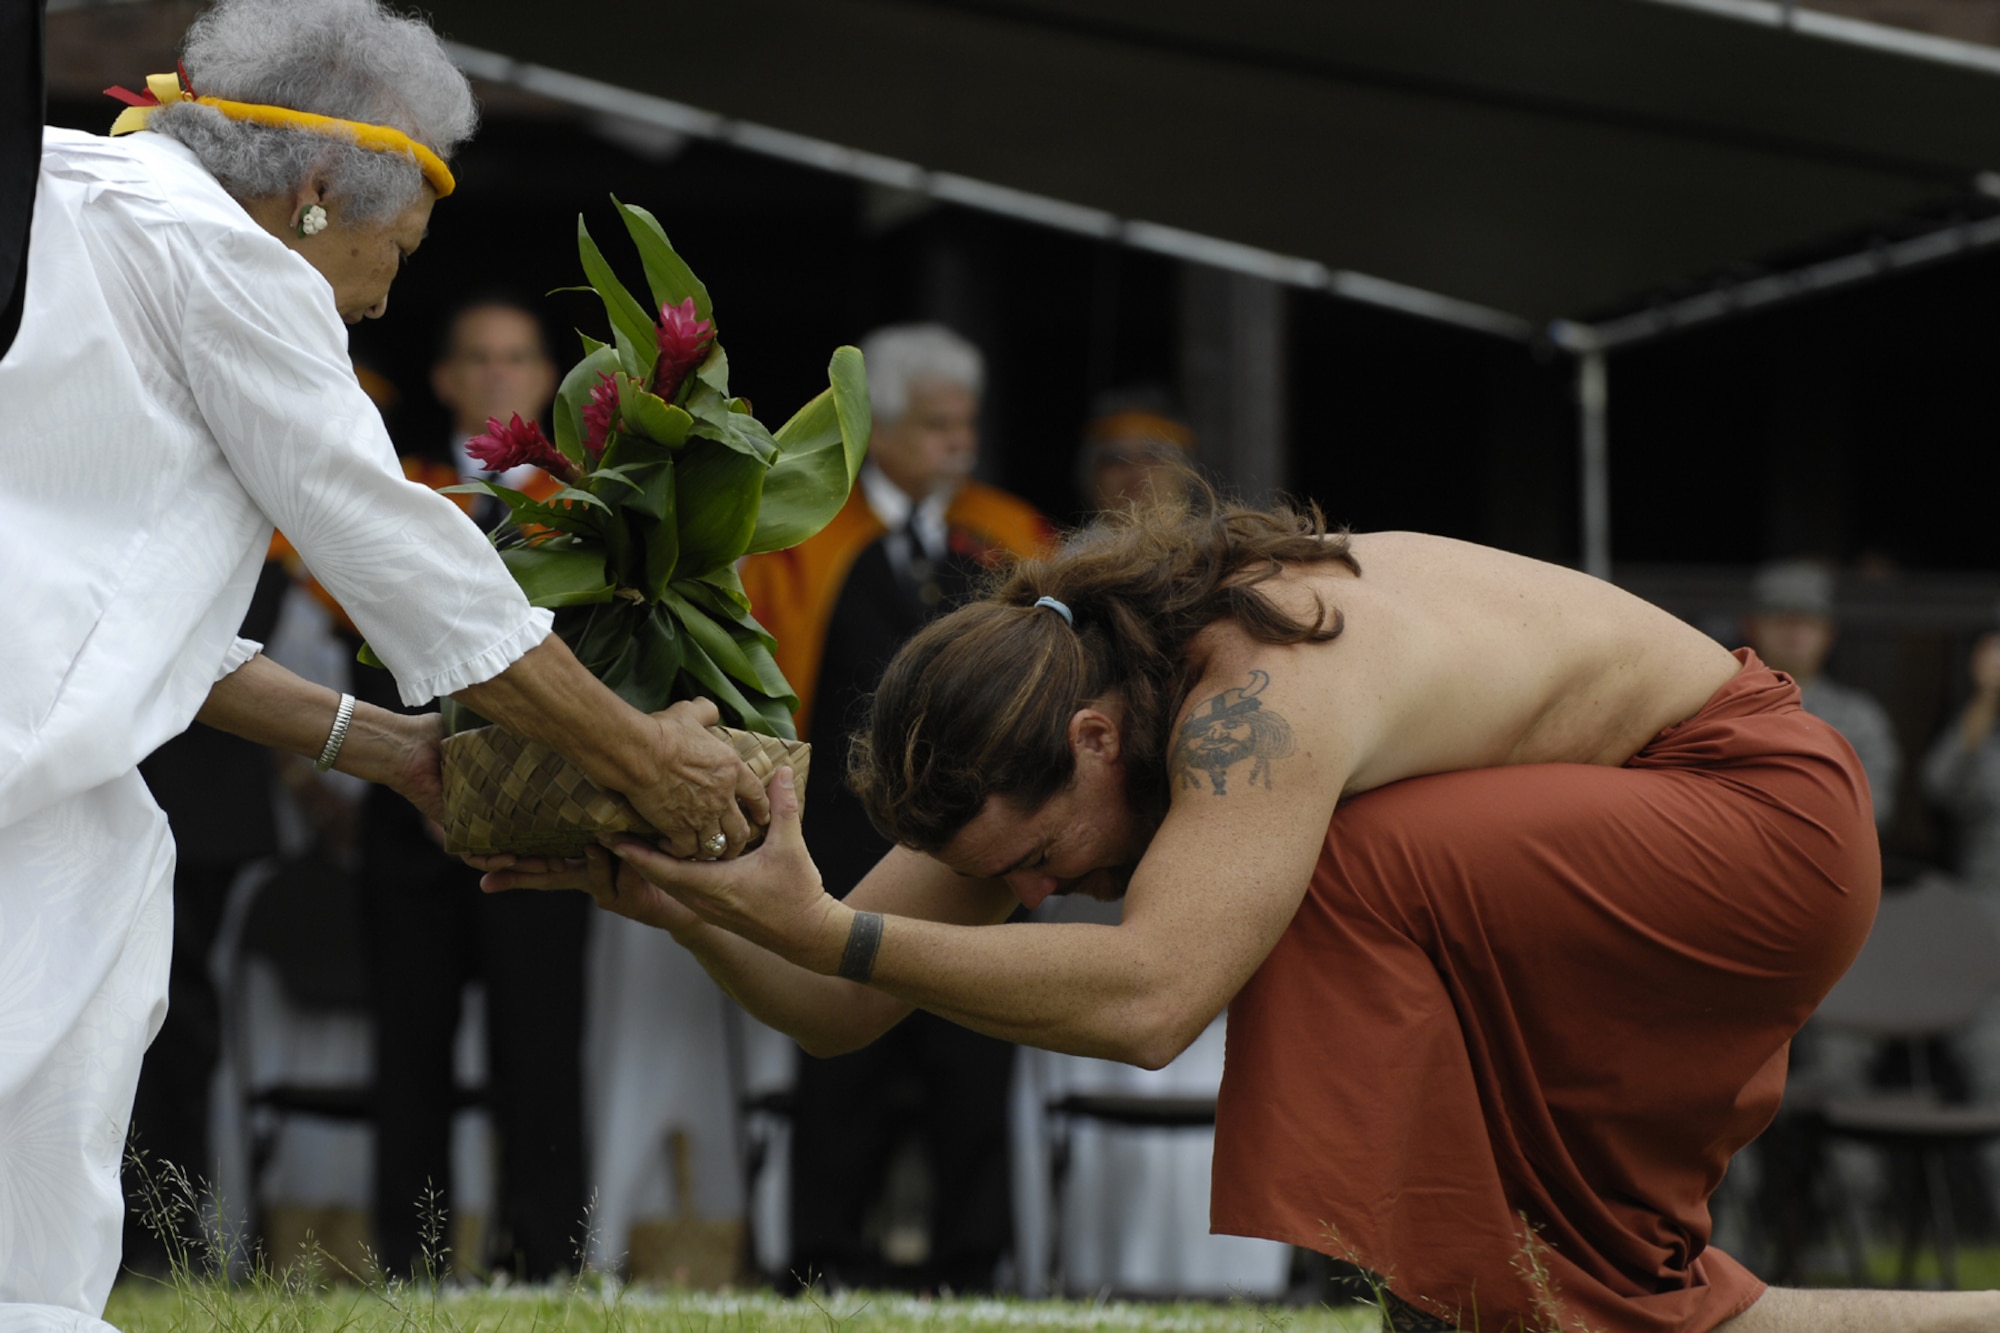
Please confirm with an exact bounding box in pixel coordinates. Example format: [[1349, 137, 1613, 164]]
[[439, 723, 810, 857]]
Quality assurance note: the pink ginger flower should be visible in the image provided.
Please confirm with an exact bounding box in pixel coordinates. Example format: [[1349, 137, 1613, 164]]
[[651, 297, 715, 402], [466, 412, 576, 483], [583, 372, 619, 458]]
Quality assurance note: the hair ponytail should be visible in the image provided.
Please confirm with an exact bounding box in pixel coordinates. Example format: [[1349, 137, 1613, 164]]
[[849, 466, 1356, 851]]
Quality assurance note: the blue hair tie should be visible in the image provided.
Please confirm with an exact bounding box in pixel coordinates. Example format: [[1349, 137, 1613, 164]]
[[1032, 595, 1074, 626]]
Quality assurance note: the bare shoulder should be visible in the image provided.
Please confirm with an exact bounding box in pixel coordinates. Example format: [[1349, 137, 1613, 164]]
[[1171, 624, 1363, 815], [1188, 531, 1740, 792]]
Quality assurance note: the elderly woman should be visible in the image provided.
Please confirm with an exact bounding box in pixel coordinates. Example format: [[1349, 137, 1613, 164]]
[[0, 0, 764, 1321]]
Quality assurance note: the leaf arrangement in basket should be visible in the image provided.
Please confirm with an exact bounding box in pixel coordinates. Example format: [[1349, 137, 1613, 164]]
[[425, 196, 871, 742]]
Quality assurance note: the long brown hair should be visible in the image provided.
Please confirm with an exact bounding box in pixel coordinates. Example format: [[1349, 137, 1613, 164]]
[[849, 470, 1357, 851]]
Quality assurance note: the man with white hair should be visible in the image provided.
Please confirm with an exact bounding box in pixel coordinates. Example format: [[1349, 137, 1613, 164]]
[[741, 322, 1051, 1291]]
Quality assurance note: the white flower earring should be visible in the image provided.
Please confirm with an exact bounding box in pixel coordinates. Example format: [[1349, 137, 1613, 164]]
[[297, 203, 329, 238]]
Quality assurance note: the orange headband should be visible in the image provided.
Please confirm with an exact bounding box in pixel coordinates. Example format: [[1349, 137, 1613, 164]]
[[107, 70, 456, 199], [1085, 409, 1194, 452]]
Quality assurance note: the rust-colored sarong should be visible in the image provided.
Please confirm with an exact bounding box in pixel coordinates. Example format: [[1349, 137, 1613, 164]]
[[1211, 651, 1879, 1333]]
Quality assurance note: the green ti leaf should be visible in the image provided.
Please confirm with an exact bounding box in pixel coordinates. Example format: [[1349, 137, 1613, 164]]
[[576, 214, 659, 379], [746, 345, 871, 554], [612, 196, 714, 325], [616, 372, 693, 448], [672, 439, 767, 577], [499, 544, 615, 608], [440, 481, 611, 542], [674, 629, 793, 739]]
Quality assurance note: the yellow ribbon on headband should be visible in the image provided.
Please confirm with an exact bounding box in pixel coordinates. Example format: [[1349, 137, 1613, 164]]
[[108, 71, 456, 199]]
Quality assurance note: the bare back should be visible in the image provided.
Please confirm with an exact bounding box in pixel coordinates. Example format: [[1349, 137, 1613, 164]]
[[1187, 532, 1743, 801]]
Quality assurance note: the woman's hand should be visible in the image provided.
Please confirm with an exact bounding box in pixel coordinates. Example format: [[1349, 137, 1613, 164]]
[[377, 710, 447, 825], [453, 636, 772, 860], [633, 698, 773, 860], [605, 766, 847, 972]]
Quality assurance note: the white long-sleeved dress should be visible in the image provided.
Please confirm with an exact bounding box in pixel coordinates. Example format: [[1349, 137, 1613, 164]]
[[0, 128, 552, 1328]]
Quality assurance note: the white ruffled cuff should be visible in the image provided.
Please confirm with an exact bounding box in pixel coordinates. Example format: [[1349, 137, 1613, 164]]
[[214, 636, 263, 681], [393, 608, 556, 707]]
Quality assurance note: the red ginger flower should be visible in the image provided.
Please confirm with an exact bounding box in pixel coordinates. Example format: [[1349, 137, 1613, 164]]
[[467, 412, 576, 483], [583, 372, 619, 458], [651, 297, 714, 402]]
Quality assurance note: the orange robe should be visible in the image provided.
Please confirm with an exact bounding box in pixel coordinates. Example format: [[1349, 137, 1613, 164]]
[[1211, 652, 1878, 1333], [739, 480, 1053, 736]]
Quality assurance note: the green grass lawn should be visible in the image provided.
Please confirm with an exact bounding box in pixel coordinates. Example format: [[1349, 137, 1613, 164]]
[[104, 1278, 1379, 1333]]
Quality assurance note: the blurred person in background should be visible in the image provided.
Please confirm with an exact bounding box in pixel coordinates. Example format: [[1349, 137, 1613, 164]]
[[1923, 625, 2000, 894], [358, 294, 589, 1281], [1074, 390, 1195, 517], [739, 323, 1052, 1292], [1, 1, 766, 1321], [1743, 559, 1901, 828], [426, 292, 562, 520]]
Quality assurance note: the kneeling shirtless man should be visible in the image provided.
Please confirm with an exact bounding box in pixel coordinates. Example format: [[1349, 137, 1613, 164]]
[[489, 482, 1987, 1333]]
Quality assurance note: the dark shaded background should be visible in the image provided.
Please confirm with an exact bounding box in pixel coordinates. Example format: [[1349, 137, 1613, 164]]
[[44, 78, 2000, 865]]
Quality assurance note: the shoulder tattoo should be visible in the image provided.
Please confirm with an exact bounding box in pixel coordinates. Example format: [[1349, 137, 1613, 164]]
[[1170, 669, 1295, 796]]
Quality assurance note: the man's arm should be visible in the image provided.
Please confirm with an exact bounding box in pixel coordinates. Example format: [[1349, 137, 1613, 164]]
[[603, 660, 1344, 1068], [529, 815, 1018, 1056]]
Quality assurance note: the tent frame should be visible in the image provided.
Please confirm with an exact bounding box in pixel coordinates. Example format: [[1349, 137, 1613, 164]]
[[446, 0, 2000, 578]]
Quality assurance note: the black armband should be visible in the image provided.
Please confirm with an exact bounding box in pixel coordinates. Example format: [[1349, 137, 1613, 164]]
[[838, 910, 884, 983]]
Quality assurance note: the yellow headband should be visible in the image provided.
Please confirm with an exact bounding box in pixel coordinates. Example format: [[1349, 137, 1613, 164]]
[[108, 71, 456, 199]]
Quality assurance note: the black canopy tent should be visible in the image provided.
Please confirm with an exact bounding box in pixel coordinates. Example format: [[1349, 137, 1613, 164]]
[[320, 0, 2000, 567]]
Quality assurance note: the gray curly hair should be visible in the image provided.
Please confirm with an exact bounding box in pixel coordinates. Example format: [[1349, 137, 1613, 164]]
[[150, 0, 476, 225]]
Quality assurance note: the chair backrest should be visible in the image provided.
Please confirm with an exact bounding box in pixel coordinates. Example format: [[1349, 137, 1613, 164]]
[[1814, 875, 2000, 1039], [234, 856, 371, 1012]]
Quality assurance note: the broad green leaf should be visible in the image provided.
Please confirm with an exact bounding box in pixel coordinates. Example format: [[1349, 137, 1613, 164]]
[[675, 572, 763, 634], [624, 611, 684, 713], [440, 481, 608, 540], [745, 348, 869, 554], [661, 587, 763, 691], [577, 331, 608, 357], [743, 693, 799, 738], [596, 637, 646, 708], [684, 384, 779, 463], [598, 427, 676, 472], [694, 342, 730, 397], [552, 343, 621, 466], [616, 372, 693, 448], [828, 344, 871, 470], [539, 485, 612, 514], [499, 544, 614, 608], [591, 459, 674, 523], [612, 197, 713, 324], [676, 632, 788, 738], [577, 215, 658, 377], [565, 601, 638, 678], [672, 440, 767, 576], [732, 628, 798, 706], [696, 564, 754, 617], [642, 488, 681, 599]]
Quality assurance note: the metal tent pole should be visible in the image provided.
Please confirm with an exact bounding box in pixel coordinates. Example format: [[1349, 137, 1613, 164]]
[[1577, 345, 1611, 580]]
